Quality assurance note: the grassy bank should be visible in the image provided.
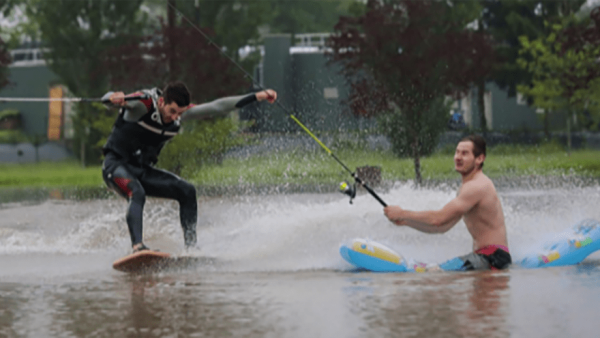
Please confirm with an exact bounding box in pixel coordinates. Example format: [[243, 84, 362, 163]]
[[0, 161, 103, 188], [193, 146, 600, 187], [1, 145, 599, 189]]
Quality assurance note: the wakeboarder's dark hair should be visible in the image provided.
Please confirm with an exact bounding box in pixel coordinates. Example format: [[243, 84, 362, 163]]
[[460, 134, 486, 168], [163, 81, 191, 107]]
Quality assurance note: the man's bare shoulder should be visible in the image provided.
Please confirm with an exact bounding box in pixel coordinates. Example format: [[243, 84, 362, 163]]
[[460, 171, 494, 196]]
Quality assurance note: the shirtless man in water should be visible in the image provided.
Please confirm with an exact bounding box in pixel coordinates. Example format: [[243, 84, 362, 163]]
[[383, 135, 511, 270]]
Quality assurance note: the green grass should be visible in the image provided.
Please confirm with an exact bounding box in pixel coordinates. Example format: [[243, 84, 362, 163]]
[[191, 145, 600, 187], [1, 145, 599, 189], [0, 161, 103, 188]]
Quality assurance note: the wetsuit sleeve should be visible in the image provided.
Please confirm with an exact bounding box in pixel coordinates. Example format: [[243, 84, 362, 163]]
[[101, 91, 117, 108], [101, 91, 151, 122], [181, 93, 257, 122], [122, 93, 152, 122], [122, 100, 150, 122]]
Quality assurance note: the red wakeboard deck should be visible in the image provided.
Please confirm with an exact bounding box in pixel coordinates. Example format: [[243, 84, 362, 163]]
[[112, 250, 172, 273]]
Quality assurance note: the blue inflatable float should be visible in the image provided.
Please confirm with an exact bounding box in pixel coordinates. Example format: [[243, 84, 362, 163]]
[[340, 219, 600, 272]]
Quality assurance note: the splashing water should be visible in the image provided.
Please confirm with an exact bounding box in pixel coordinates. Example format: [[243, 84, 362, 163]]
[[1, 177, 599, 273]]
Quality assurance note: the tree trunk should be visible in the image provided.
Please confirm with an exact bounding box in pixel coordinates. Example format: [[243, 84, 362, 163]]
[[167, 0, 177, 81], [477, 79, 487, 133], [566, 111, 572, 156], [195, 0, 200, 25], [80, 139, 86, 168], [412, 134, 422, 185], [168, 0, 176, 30], [477, 18, 488, 134], [544, 110, 550, 140]]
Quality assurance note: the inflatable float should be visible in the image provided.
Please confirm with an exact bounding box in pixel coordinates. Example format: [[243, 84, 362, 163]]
[[340, 219, 600, 272]]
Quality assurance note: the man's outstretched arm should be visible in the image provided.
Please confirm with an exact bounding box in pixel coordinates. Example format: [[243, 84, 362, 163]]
[[383, 182, 480, 233], [181, 89, 277, 122], [101, 91, 150, 122]]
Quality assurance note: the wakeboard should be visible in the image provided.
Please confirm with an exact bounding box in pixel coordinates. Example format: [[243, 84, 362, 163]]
[[112, 251, 216, 273], [112, 250, 173, 273], [340, 219, 600, 272]]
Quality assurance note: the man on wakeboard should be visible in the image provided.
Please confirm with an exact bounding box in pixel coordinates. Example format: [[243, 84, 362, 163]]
[[101, 82, 277, 253], [384, 135, 511, 270]]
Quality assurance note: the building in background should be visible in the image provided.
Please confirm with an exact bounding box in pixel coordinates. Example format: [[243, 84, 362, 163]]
[[246, 33, 377, 133], [0, 42, 73, 162], [256, 33, 557, 133]]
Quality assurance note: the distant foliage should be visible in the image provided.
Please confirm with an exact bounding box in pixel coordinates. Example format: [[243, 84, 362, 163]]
[[104, 22, 247, 103], [157, 117, 250, 177], [378, 96, 451, 158], [0, 130, 27, 144], [92, 103, 116, 150], [517, 9, 600, 132], [26, 0, 146, 165], [327, 0, 494, 183], [0, 36, 11, 90], [481, 0, 587, 98], [0, 108, 25, 144]]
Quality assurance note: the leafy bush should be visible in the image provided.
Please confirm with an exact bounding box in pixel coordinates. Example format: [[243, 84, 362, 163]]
[[0, 129, 27, 143], [157, 116, 252, 177], [378, 96, 450, 158], [0, 108, 20, 121], [93, 103, 116, 150], [71, 102, 109, 166]]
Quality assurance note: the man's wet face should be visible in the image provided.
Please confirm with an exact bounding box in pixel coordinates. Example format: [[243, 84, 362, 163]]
[[454, 141, 477, 174], [160, 101, 187, 123]]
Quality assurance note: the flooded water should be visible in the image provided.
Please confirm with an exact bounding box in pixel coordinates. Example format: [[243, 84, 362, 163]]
[[1, 178, 600, 337]]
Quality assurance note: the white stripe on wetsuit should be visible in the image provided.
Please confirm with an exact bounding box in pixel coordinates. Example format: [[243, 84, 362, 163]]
[[137, 121, 179, 136]]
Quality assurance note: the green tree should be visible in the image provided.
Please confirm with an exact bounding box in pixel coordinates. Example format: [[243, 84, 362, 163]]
[[0, 0, 40, 48], [24, 0, 147, 165], [0, 0, 15, 90], [146, 0, 357, 74], [481, 0, 586, 136], [267, 0, 355, 35], [0, 0, 17, 15], [143, 0, 275, 74], [328, 0, 493, 184], [517, 11, 600, 153], [0, 36, 10, 90]]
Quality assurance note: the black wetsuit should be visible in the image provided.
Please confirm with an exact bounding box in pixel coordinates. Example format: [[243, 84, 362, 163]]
[[101, 88, 258, 248]]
